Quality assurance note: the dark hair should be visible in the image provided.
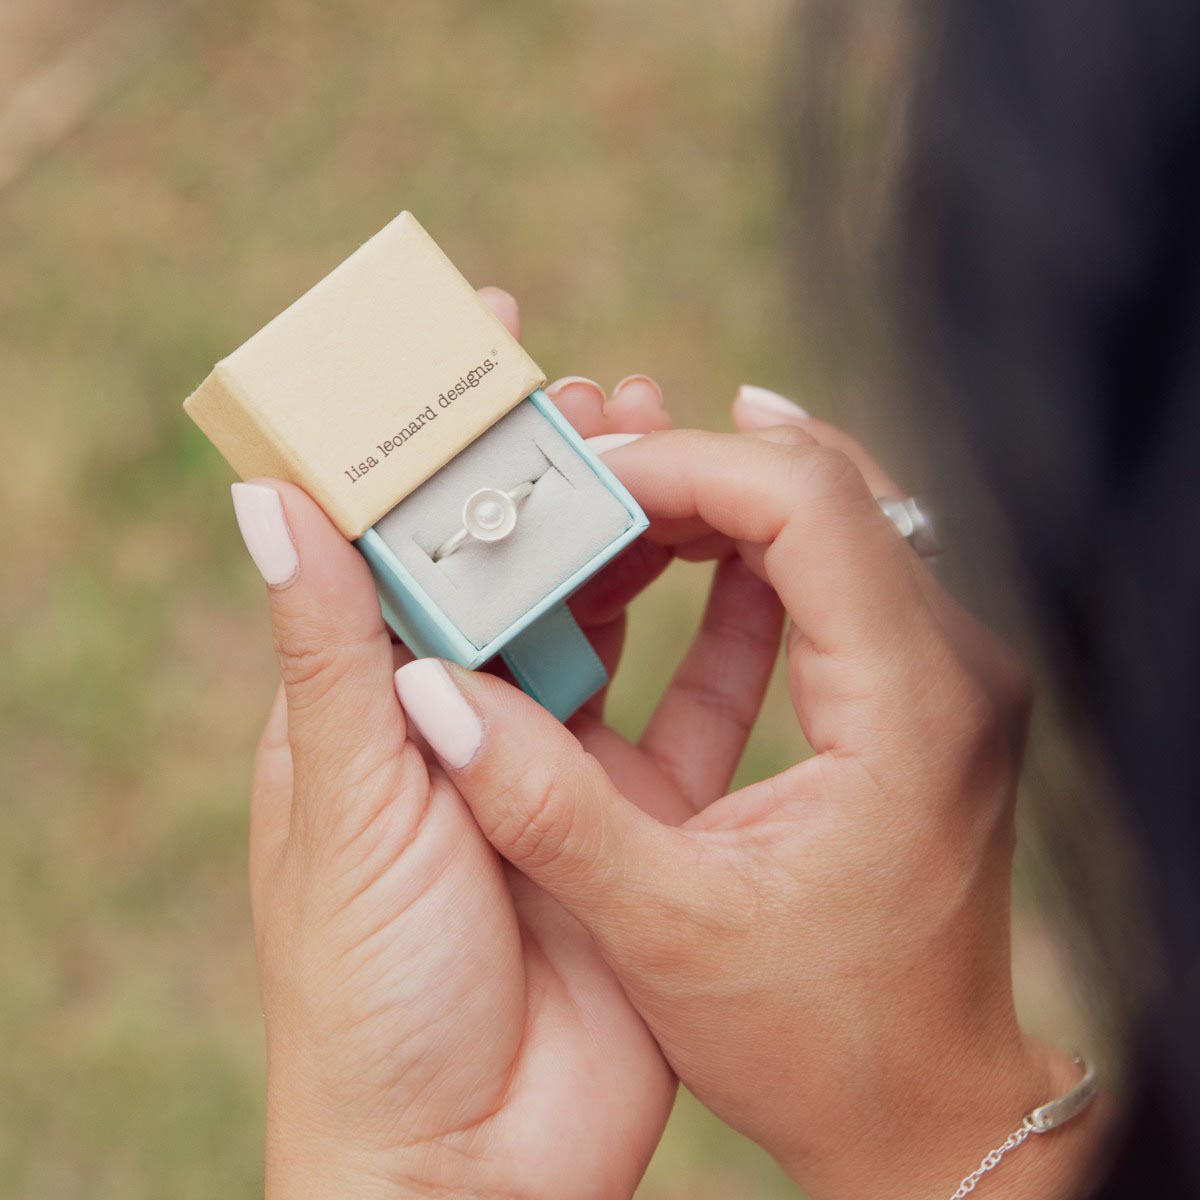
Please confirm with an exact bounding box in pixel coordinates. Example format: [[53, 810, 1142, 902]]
[[788, 0, 1200, 1191], [907, 0, 1200, 1191]]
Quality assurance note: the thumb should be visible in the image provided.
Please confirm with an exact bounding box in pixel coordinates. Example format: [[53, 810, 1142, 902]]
[[232, 480, 406, 821], [392, 658, 689, 957]]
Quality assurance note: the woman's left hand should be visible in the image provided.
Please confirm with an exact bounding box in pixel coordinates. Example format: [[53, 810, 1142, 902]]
[[403, 396, 1105, 1200], [243, 289, 675, 1200]]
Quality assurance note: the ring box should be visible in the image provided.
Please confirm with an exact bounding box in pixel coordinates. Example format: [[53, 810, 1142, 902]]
[[184, 212, 647, 718]]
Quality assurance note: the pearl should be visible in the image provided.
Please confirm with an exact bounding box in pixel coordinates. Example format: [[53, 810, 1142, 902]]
[[462, 487, 519, 543], [474, 499, 505, 530]]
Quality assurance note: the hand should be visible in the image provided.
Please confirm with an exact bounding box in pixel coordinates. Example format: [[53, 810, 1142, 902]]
[[241, 288, 676, 1200], [395, 391, 1106, 1200]]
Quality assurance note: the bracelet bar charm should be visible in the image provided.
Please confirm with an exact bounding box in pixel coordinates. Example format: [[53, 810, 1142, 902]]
[[948, 1055, 1098, 1199], [1025, 1055, 1099, 1132]]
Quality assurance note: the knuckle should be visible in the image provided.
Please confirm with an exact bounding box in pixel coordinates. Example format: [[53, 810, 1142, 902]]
[[833, 428, 871, 464], [276, 638, 338, 696], [941, 634, 1034, 750], [274, 623, 381, 708], [793, 444, 865, 505], [486, 759, 581, 875], [672, 428, 719, 457], [759, 422, 810, 449], [919, 642, 995, 737], [926, 657, 1025, 798]]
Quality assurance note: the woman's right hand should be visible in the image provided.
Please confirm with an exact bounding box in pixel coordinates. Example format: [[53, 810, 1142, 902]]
[[244, 289, 679, 1200], [394, 401, 1106, 1200]]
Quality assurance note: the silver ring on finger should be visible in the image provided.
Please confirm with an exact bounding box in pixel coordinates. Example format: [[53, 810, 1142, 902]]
[[877, 496, 941, 560]]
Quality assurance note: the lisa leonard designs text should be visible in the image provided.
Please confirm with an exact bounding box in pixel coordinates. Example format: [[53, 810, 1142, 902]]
[[343, 356, 498, 483]]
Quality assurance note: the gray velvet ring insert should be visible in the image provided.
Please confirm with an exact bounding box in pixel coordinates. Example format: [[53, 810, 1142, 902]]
[[373, 400, 633, 649], [432, 480, 536, 562]]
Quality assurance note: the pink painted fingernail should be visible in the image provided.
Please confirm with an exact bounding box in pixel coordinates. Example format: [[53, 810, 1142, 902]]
[[584, 432, 644, 455], [394, 660, 483, 769], [736, 384, 809, 420], [546, 376, 605, 404], [610, 374, 664, 407], [231, 483, 299, 588]]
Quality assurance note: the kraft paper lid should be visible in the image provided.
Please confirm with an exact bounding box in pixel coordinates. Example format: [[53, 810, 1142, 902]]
[[184, 212, 546, 539]]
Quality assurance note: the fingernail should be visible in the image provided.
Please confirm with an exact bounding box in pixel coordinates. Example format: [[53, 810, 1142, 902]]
[[394, 659, 483, 769], [231, 483, 299, 588], [736, 384, 808, 420], [546, 375, 605, 403], [584, 432, 644, 455], [477, 285, 516, 307], [610, 374, 664, 407]]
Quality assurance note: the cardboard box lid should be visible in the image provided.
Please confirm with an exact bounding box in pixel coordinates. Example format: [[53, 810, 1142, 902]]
[[184, 212, 545, 539]]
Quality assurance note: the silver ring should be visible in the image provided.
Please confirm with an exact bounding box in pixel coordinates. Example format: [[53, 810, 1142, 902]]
[[433, 480, 535, 562], [877, 496, 941, 559]]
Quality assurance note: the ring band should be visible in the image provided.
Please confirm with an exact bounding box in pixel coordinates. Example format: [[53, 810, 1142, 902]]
[[433, 480, 536, 563], [877, 496, 941, 559]]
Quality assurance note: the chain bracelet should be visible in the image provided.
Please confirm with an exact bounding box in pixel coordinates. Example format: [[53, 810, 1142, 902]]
[[949, 1119, 1034, 1198], [945, 1056, 1098, 1200]]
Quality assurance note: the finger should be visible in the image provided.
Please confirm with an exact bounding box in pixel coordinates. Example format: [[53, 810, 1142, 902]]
[[576, 613, 625, 717], [606, 374, 672, 433], [732, 411, 1021, 762], [567, 428, 674, 699], [643, 407, 926, 604], [569, 537, 673, 631], [640, 557, 785, 809], [250, 684, 292, 908], [545, 376, 608, 438], [393, 658, 696, 968], [475, 291, 616, 441], [548, 371, 676, 441], [477, 286, 520, 339], [231, 481, 408, 830], [601, 429, 928, 655], [568, 709, 697, 825], [597, 430, 940, 752], [731, 384, 810, 428], [733, 391, 1017, 695], [734, 384, 904, 498], [733, 387, 967, 636]]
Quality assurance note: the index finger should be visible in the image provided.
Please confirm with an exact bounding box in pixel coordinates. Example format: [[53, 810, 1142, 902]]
[[600, 429, 932, 664]]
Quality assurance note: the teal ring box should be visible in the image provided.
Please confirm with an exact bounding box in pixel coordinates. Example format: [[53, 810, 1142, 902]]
[[358, 388, 646, 720], [184, 213, 646, 720]]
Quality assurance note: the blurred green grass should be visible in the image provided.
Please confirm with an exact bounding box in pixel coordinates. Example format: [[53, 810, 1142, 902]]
[[0, 0, 803, 1195], [0, 1, 1094, 1196]]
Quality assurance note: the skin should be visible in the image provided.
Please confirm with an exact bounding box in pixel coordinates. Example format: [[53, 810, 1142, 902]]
[[248, 289, 1106, 1198], [439, 424, 1108, 1199], [250, 289, 676, 1199]]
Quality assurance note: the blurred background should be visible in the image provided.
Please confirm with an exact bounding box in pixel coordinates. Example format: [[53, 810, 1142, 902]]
[[0, 1, 1107, 1196]]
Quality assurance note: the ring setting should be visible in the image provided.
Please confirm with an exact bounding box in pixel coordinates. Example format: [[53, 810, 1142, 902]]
[[433, 481, 535, 562], [877, 496, 941, 559]]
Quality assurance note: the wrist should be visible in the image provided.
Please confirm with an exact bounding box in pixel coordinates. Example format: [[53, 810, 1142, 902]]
[[779, 1036, 1107, 1200], [911, 1041, 1105, 1200], [265, 1067, 427, 1200], [264, 1068, 525, 1200], [266, 1107, 403, 1200]]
